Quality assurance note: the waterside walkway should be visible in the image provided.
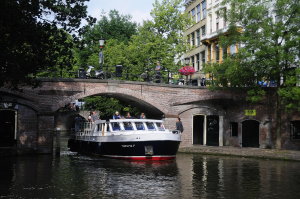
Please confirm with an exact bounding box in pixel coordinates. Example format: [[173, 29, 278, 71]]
[[179, 145, 300, 161]]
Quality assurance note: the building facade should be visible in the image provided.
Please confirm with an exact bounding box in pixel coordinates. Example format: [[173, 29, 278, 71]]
[[183, 0, 300, 150], [184, 0, 237, 81], [184, 0, 208, 83]]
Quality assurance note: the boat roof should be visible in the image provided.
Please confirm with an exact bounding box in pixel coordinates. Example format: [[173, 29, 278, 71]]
[[109, 119, 163, 123], [93, 119, 164, 124]]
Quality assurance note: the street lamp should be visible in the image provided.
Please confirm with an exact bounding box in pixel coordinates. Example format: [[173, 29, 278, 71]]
[[99, 39, 105, 71]]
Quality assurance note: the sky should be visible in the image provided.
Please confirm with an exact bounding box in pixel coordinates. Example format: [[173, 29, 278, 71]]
[[86, 0, 161, 24]]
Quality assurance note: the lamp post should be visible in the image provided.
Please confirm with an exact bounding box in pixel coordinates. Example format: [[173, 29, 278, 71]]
[[99, 39, 105, 71]]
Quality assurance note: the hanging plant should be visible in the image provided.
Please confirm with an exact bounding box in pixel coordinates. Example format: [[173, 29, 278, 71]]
[[179, 66, 195, 76]]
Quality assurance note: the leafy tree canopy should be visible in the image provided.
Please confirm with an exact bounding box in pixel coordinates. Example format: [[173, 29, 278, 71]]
[[0, 0, 93, 87], [83, 96, 141, 120], [205, 0, 300, 110], [75, 10, 138, 69], [131, 0, 192, 73]]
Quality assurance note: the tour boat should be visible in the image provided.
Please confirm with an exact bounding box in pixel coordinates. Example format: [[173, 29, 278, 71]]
[[68, 119, 181, 160]]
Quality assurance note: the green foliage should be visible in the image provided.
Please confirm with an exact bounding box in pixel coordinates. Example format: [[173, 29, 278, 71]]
[[83, 96, 140, 120], [208, 0, 300, 110], [36, 30, 76, 78], [75, 10, 138, 69], [0, 0, 91, 87], [76, 1, 192, 116], [123, 0, 193, 80], [75, 1, 192, 81]]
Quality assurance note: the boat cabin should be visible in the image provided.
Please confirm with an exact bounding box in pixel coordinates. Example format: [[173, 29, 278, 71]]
[[77, 119, 167, 137]]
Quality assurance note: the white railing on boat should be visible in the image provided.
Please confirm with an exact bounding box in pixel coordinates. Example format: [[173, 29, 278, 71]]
[[75, 119, 180, 137]]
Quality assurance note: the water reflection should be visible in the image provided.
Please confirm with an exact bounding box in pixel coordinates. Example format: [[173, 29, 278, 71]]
[[0, 150, 300, 198], [190, 155, 300, 199]]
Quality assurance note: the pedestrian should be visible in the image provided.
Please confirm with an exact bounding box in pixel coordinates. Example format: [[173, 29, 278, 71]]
[[91, 111, 99, 123], [176, 117, 184, 133], [113, 111, 121, 119], [74, 115, 82, 132], [139, 112, 146, 119], [88, 111, 93, 122], [125, 112, 134, 119]]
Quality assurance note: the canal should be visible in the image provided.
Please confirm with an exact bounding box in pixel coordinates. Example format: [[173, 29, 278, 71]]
[[1, 136, 300, 198]]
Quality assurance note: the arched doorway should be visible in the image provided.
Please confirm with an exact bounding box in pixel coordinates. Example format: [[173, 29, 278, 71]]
[[242, 120, 260, 147], [0, 110, 16, 147]]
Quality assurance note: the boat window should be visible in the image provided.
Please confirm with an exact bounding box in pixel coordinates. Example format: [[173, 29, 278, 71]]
[[146, 122, 155, 130], [156, 123, 165, 131], [135, 122, 145, 130], [123, 122, 133, 130], [111, 122, 121, 131]]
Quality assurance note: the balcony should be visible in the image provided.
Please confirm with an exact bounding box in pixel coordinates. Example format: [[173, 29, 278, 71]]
[[184, 0, 196, 6]]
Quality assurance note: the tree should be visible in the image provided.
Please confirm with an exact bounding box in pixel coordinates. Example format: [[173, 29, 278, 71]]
[[126, 0, 193, 80], [204, 0, 300, 148], [75, 10, 137, 69], [0, 0, 92, 87], [83, 96, 140, 120]]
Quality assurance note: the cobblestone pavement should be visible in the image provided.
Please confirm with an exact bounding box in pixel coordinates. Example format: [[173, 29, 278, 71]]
[[179, 145, 300, 161]]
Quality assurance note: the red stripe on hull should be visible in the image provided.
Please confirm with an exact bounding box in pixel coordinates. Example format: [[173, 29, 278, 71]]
[[104, 156, 176, 161]]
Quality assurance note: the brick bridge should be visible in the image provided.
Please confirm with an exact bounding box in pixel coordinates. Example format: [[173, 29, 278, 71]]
[[1, 78, 299, 155]]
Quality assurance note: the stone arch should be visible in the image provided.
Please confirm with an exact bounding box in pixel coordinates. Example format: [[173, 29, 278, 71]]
[[241, 119, 260, 148], [0, 91, 40, 112], [53, 92, 166, 118]]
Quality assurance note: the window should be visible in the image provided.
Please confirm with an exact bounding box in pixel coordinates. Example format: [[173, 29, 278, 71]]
[[146, 122, 155, 130], [209, 14, 212, 33], [223, 8, 227, 27], [111, 122, 121, 131], [123, 122, 133, 130], [216, 22, 219, 31], [216, 11, 220, 19], [196, 29, 200, 46], [230, 45, 236, 55], [192, 56, 195, 67], [191, 32, 195, 46], [223, 46, 228, 59], [215, 44, 220, 62], [156, 123, 165, 131], [196, 53, 200, 71], [201, 51, 205, 64], [291, 121, 300, 140], [197, 4, 201, 22], [201, 25, 206, 36], [135, 122, 145, 130], [187, 34, 190, 45], [202, 0, 206, 19], [230, 122, 238, 137], [191, 8, 196, 22]]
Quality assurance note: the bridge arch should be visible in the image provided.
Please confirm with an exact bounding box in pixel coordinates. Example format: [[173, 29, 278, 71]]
[[54, 92, 166, 118]]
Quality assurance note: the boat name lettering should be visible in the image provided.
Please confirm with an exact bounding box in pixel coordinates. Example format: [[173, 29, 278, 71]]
[[121, 144, 135, 148]]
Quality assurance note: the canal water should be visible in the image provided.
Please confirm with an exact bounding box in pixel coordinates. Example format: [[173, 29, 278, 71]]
[[1, 137, 300, 198]]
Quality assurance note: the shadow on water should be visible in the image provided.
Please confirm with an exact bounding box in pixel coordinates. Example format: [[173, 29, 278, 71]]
[[0, 133, 300, 198]]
